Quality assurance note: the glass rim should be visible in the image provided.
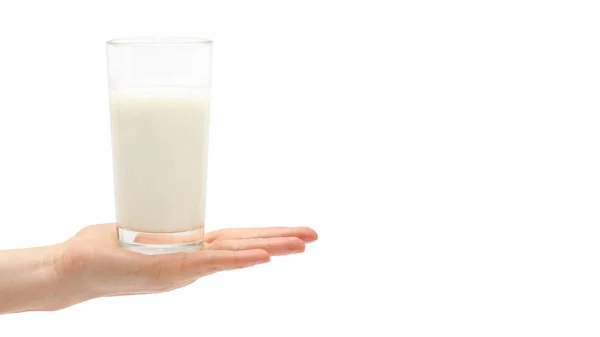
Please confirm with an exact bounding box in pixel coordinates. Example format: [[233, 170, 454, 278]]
[[106, 37, 213, 46]]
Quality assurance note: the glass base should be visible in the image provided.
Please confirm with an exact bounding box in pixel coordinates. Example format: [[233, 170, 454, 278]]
[[118, 227, 204, 255]]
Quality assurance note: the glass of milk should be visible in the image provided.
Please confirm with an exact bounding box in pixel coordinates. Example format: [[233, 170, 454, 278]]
[[106, 37, 212, 254]]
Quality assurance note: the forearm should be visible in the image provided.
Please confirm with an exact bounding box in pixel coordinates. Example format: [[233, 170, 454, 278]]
[[0, 245, 63, 314]]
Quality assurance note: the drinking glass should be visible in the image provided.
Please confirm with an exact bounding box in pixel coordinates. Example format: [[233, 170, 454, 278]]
[[106, 37, 212, 254]]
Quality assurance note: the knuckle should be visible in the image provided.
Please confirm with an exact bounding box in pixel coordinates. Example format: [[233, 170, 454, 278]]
[[206, 240, 222, 250]]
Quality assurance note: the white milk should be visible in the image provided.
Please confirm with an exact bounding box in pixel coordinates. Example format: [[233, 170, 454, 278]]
[[109, 87, 210, 233]]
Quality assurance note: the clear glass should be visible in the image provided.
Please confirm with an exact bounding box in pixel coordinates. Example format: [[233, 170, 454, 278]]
[[106, 37, 212, 254]]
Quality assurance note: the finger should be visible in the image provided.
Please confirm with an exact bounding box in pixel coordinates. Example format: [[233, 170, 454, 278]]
[[206, 237, 305, 256], [125, 249, 270, 283], [135, 249, 270, 280], [206, 227, 318, 243], [169, 249, 271, 276]]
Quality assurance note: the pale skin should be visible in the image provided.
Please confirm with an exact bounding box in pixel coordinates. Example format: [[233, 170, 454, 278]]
[[0, 224, 318, 314]]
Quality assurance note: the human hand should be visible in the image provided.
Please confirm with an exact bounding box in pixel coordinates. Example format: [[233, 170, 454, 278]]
[[46, 224, 317, 310]]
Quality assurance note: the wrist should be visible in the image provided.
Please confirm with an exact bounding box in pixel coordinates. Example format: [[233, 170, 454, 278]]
[[0, 244, 70, 314]]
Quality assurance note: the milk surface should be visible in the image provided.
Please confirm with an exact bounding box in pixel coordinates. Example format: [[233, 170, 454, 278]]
[[109, 87, 210, 233]]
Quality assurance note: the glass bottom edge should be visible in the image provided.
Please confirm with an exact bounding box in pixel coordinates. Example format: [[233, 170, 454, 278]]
[[118, 226, 204, 255]]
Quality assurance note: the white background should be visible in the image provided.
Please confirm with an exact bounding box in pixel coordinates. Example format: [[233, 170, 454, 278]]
[[0, 0, 599, 336]]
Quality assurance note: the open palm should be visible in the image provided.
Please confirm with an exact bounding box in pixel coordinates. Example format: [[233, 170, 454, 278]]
[[51, 224, 317, 309]]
